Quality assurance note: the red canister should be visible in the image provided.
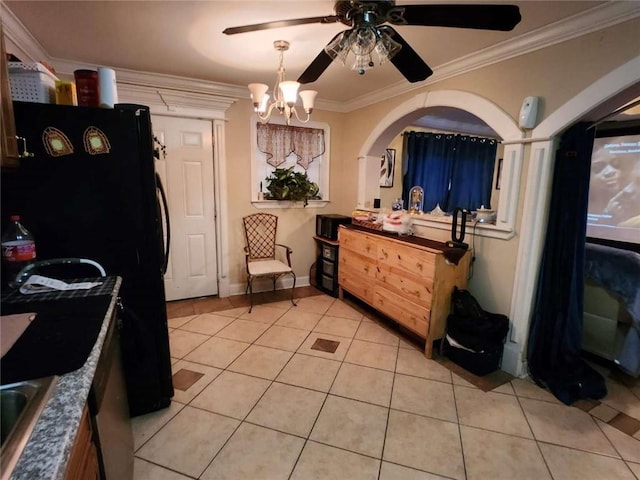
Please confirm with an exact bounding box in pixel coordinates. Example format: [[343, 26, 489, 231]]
[[74, 69, 100, 107]]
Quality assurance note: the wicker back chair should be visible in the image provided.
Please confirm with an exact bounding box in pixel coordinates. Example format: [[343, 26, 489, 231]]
[[242, 213, 296, 312]]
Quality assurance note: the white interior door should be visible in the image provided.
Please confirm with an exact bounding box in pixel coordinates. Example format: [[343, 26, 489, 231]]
[[152, 115, 218, 301]]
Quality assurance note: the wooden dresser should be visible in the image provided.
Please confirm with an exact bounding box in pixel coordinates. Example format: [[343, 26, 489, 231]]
[[338, 225, 472, 357]]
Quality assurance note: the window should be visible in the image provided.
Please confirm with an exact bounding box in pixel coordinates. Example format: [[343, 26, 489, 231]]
[[402, 131, 497, 212], [250, 117, 330, 208]]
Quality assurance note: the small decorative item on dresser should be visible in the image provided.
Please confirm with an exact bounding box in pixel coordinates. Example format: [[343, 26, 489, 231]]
[[408, 186, 424, 214], [351, 210, 383, 230]]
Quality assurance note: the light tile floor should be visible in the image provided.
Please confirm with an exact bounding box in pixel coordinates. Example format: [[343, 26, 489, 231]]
[[133, 292, 640, 480]]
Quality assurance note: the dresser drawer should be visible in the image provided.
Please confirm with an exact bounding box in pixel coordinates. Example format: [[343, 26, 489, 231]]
[[376, 263, 433, 308], [339, 269, 374, 304], [377, 240, 436, 279], [339, 250, 376, 280], [339, 227, 377, 259], [374, 288, 429, 338]]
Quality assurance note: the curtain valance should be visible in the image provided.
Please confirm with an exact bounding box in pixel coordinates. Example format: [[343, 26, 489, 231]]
[[257, 123, 325, 170]]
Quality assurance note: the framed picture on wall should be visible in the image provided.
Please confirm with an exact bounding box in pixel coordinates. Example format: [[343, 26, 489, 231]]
[[380, 148, 395, 187]]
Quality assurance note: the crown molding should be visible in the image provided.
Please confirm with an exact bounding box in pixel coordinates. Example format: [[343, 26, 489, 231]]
[[51, 58, 245, 99], [0, 1, 48, 63], [3, 1, 637, 114], [342, 1, 640, 112]]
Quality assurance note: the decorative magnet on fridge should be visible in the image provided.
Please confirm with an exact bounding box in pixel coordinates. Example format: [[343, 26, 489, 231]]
[[83, 126, 111, 155], [42, 127, 74, 157]]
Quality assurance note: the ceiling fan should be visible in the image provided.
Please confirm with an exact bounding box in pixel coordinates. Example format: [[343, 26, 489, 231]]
[[223, 1, 522, 84]]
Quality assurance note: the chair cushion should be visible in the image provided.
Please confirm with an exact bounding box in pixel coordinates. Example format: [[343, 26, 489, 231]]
[[247, 260, 292, 276]]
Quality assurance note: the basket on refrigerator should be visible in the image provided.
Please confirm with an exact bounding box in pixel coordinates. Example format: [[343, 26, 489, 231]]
[[8, 62, 58, 104]]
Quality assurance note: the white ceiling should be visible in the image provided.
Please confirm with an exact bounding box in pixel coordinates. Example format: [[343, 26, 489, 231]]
[[5, 0, 604, 102], [5, 0, 611, 107]]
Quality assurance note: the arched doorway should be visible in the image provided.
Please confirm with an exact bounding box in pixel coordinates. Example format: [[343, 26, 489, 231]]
[[357, 90, 524, 240], [356, 90, 527, 375]]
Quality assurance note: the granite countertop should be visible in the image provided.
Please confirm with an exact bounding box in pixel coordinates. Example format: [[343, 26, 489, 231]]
[[9, 276, 122, 480]]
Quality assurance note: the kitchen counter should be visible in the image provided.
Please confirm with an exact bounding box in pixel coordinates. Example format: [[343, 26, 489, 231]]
[[6, 276, 121, 480]]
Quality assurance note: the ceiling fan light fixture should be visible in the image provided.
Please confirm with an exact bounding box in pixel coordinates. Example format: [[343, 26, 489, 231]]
[[324, 31, 350, 65], [351, 53, 375, 75], [375, 30, 401, 65], [349, 26, 377, 56], [228, 2, 522, 85], [249, 40, 317, 125]]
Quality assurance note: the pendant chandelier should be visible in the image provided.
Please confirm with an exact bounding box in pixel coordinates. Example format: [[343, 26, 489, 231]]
[[248, 40, 317, 125]]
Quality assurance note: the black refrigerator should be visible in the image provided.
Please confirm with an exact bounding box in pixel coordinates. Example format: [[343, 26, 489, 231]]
[[1, 101, 174, 416]]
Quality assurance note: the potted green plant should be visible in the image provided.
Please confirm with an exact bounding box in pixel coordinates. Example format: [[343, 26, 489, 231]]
[[264, 166, 320, 206]]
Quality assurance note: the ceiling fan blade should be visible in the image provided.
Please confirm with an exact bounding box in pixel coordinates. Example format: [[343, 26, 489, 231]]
[[386, 27, 433, 83], [396, 4, 521, 31], [223, 15, 337, 35], [297, 32, 343, 84]]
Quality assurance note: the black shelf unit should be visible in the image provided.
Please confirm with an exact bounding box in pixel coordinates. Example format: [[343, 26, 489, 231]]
[[314, 236, 340, 297]]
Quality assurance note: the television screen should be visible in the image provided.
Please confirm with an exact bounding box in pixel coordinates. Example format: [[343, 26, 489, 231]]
[[586, 132, 640, 245]]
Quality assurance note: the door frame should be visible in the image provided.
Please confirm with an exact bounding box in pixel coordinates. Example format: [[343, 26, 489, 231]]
[[117, 87, 234, 299], [152, 114, 220, 300]]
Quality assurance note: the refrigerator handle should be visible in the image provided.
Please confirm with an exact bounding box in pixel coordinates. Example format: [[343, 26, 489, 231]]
[[156, 173, 171, 274]]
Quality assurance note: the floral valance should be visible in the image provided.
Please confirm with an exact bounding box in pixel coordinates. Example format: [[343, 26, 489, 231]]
[[257, 123, 325, 170]]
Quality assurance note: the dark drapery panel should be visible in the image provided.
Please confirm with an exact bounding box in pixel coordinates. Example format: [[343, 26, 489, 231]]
[[402, 132, 497, 213], [527, 122, 607, 405], [402, 132, 455, 212], [445, 136, 497, 211]]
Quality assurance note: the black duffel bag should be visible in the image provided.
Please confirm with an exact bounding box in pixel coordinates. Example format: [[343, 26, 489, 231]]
[[447, 287, 510, 352]]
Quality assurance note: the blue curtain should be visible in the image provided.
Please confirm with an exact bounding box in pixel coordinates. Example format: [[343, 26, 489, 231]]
[[446, 136, 497, 211], [402, 132, 455, 212], [402, 131, 497, 213], [527, 122, 606, 405]]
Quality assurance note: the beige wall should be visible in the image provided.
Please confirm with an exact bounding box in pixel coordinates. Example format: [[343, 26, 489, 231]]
[[225, 99, 346, 290], [225, 19, 639, 305]]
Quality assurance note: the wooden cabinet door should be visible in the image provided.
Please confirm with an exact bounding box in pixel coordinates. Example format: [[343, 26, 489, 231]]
[[1, 24, 19, 168], [65, 404, 100, 480]]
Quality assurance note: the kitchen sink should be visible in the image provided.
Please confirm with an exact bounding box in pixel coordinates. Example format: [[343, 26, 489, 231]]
[[0, 376, 58, 480]]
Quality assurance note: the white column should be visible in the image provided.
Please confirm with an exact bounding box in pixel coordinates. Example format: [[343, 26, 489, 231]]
[[504, 138, 557, 375]]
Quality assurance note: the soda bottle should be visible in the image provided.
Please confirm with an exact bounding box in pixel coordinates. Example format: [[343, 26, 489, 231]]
[[2, 215, 37, 287]]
